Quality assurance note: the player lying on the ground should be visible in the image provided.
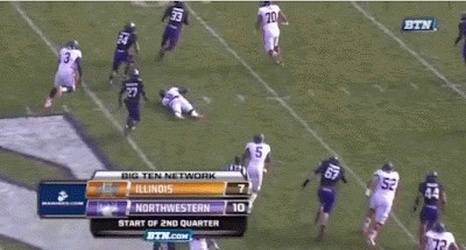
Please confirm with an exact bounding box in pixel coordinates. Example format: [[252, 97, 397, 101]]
[[159, 86, 203, 119], [44, 40, 82, 108]]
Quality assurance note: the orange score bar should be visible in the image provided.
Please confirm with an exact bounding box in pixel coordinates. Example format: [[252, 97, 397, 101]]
[[128, 182, 226, 197]]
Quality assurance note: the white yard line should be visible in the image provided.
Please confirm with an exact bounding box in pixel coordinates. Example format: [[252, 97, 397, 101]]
[[373, 84, 385, 92], [410, 83, 419, 90], [13, 3, 157, 170], [25, 105, 33, 115], [236, 94, 245, 102], [62, 105, 70, 113], [340, 87, 351, 95], [202, 96, 212, 104], [351, 2, 466, 99], [267, 96, 290, 101], [187, 4, 416, 246]]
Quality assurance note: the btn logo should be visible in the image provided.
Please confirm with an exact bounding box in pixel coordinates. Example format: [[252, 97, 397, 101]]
[[144, 229, 193, 242], [402, 18, 438, 32]]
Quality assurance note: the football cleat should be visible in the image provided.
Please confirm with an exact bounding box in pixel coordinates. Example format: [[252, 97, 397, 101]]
[[44, 99, 52, 108]]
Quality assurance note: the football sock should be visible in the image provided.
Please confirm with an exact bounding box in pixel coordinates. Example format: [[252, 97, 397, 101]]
[[49, 87, 58, 98], [250, 193, 258, 204]]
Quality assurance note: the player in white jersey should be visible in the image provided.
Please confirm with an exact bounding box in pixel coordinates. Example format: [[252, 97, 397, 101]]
[[256, 1, 289, 65], [159, 86, 203, 119], [44, 40, 82, 108], [422, 222, 459, 250], [241, 134, 271, 211], [362, 162, 400, 247]]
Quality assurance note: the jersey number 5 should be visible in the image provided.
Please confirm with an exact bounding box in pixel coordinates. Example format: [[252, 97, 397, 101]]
[[265, 11, 277, 24], [381, 178, 397, 191], [255, 146, 263, 158]]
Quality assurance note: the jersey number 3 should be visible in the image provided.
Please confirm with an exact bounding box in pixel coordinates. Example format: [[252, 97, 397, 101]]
[[63, 52, 71, 63]]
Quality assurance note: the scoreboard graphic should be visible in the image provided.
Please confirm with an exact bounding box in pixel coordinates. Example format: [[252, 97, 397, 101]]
[[38, 171, 250, 238]]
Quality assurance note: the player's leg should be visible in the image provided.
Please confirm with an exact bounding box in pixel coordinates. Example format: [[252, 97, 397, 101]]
[[45, 72, 65, 108], [362, 197, 377, 235], [367, 201, 391, 247], [273, 36, 283, 65], [158, 28, 171, 60], [170, 99, 184, 119], [124, 102, 140, 135], [264, 35, 278, 63], [123, 55, 136, 77], [419, 206, 438, 245], [179, 96, 202, 118], [247, 167, 262, 212], [316, 188, 336, 239], [109, 52, 123, 84]]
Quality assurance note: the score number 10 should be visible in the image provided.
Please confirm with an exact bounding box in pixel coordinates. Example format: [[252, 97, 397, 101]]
[[226, 201, 250, 214]]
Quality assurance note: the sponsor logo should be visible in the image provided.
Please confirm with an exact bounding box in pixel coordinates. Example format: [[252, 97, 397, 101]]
[[143, 229, 193, 242], [402, 18, 438, 32], [41, 190, 85, 206]]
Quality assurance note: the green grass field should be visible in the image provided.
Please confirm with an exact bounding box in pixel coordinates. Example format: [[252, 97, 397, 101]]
[[1, 1, 466, 250]]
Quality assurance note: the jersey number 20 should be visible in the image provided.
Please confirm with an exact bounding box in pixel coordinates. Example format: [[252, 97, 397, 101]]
[[265, 11, 277, 24]]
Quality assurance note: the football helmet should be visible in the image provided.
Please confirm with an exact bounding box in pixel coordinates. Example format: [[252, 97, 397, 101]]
[[253, 134, 265, 143], [66, 40, 79, 49], [381, 162, 394, 172], [425, 170, 438, 182], [124, 22, 136, 32], [432, 222, 446, 233]]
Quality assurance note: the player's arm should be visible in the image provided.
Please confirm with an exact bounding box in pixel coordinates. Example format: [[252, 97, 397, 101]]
[[161, 6, 171, 22], [133, 34, 140, 54], [413, 183, 423, 212], [341, 167, 348, 184], [241, 148, 250, 167], [420, 235, 428, 250], [183, 10, 189, 25], [118, 87, 126, 108], [255, 14, 262, 32], [207, 239, 219, 250], [440, 185, 447, 205], [278, 10, 289, 25], [75, 57, 83, 85], [449, 241, 459, 250], [302, 163, 323, 188], [366, 174, 379, 196], [264, 153, 271, 173], [140, 84, 148, 101], [454, 23, 463, 45]]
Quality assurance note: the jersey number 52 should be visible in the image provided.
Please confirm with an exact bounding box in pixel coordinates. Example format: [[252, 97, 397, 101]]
[[381, 178, 397, 191]]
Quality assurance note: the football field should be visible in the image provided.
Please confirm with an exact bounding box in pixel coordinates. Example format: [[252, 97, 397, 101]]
[[1, 1, 466, 250]]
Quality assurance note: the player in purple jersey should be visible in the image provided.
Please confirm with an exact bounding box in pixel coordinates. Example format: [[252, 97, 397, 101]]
[[158, 1, 189, 60], [118, 69, 147, 135], [109, 22, 140, 85], [412, 171, 447, 245], [454, 12, 466, 68], [302, 156, 347, 240]]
